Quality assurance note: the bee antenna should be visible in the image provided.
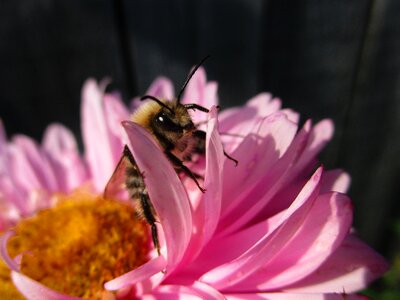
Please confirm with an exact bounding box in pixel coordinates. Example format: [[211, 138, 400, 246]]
[[177, 55, 211, 104], [141, 95, 175, 115]]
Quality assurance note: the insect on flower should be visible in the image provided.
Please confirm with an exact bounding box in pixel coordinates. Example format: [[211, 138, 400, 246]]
[[104, 56, 237, 255]]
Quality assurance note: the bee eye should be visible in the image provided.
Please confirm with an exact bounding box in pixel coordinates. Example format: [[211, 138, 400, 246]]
[[155, 112, 182, 132]]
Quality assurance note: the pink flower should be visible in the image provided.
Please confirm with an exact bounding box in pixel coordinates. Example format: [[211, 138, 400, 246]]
[[0, 68, 388, 299]]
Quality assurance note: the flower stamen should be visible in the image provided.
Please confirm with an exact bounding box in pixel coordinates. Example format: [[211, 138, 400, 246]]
[[2, 191, 150, 299]]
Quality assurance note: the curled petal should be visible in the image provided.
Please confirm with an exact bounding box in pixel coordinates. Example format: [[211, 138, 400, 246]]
[[105, 255, 167, 291], [11, 271, 81, 300], [0, 230, 20, 271], [122, 121, 192, 270]]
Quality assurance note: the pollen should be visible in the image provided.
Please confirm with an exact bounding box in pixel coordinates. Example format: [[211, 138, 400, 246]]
[[4, 191, 150, 299]]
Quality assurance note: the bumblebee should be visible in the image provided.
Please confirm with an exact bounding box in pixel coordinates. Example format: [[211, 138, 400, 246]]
[[104, 57, 237, 255]]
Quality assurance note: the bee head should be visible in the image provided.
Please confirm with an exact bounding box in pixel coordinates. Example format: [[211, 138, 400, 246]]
[[140, 95, 195, 145]]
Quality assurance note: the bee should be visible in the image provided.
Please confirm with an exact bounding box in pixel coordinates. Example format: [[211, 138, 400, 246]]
[[104, 57, 237, 255]]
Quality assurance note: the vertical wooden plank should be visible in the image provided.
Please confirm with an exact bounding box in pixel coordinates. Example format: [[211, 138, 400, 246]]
[[0, 0, 126, 142], [337, 0, 400, 250]]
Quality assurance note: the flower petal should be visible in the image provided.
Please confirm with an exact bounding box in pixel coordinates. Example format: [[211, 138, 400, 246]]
[[321, 169, 351, 193], [81, 79, 116, 191], [11, 271, 82, 300], [43, 124, 88, 192], [227, 192, 353, 291], [284, 234, 389, 293], [12, 135, 58, 191], [146, 77, 175, 100], [0, 119, 7, 157], [0, 230, 20, 271], [219, 93, 281, 135], [104, 255, 167, 291], [122, 121, 192, 270], [200, 167, 322, 289], [221, 113, 298, 217], [146, 281, 225, 300], [226, 293, 368, 300], [182, 67, 218, 125], [103, 93, 130, 160], [178, 107, 224, 265], [218, 116, 306, 235]]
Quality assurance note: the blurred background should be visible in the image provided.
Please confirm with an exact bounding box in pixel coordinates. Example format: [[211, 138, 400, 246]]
[[0, 0, 399, 297]]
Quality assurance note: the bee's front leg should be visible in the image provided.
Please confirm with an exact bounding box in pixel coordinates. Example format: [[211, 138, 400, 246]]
[[193, 130, 238, 166], [165, 151, 206, 193]]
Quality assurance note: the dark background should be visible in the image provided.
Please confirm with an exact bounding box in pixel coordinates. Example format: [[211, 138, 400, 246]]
[[0, 0, 399, 275]]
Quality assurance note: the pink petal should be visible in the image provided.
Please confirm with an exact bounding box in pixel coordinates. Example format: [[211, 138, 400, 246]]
[[43, 124, 88, 192], [0, 118, 7, 157], [293, 119, 334, 174], [221, 113, 298, 217], [146, 281, 225, 300], [178, 107, 224, 265], [146, 77, 175, 100], [12, 135, 58, 191], [228, 192, 353, 291], [11, 271, 82, 300], [182, 67, 207, 105], [122, 121, 192, 270], [226, 293, 368, 300], [321, 169, 351, 193], [281, 108, 300, 124], [176, 210, 286, 280], [5, 145, 43, 195], [247, 93, 281, 117], [0, 230, 20, 271], [103, 93, 130, 160], [284, 234, 389, 293], [0, 173, 27, 216], [182, 67, 218, 125], [81, 79, 115, 191], [218, 117, 306, 235], [219, 93, 281, 135], [104, 255, 167, 291], [200, 167, 322, 289]]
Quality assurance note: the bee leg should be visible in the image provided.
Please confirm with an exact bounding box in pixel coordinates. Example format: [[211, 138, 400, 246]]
[[139, 192, 161, 255], [223, 150, 238, 166], [123, 145, 161, 255], [165, 151, 206, 193], [183, 103, 209, 113], [193, 130, 238, 166]]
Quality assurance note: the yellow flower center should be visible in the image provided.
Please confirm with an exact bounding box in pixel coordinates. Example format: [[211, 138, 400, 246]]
[[1, 191, 150, 299]]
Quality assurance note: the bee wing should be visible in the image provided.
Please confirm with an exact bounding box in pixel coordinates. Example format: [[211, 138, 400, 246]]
[[103, 155, 128, 199]]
